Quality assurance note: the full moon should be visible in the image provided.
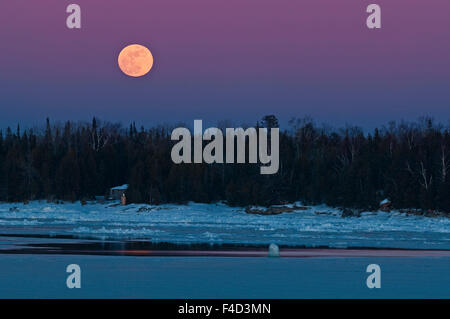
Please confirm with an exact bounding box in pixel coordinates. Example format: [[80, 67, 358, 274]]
[[118, 44, 154, 77]]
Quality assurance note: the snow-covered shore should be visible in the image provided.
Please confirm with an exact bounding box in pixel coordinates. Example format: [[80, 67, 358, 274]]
[[1, 201, 449, 249]]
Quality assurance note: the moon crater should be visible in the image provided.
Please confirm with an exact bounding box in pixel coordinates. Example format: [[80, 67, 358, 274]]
[[118, 44, 154, 77]]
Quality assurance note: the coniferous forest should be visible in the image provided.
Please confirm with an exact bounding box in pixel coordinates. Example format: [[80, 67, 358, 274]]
[[0, 116, 449, 213]]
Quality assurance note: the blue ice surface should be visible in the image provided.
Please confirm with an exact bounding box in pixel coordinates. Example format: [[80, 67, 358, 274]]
[[1, 201, 450, 249], [0, 254, 449, 299]]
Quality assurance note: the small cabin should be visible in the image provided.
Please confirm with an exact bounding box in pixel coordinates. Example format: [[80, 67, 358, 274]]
[[379, 198, 391, 212], [110, 184, 129, 200]]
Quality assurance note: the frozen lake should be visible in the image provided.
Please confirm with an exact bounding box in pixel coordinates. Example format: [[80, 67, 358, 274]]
[[0, 201, 449, 299], [1, 201, 450, 250], [1, 254, 449, 298]]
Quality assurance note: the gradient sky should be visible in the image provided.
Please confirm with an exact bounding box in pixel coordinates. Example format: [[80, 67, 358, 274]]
[[0, 0, 449, 129]]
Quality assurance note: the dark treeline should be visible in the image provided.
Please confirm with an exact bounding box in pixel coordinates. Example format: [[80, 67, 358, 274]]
[[0, 116, 449, 212]]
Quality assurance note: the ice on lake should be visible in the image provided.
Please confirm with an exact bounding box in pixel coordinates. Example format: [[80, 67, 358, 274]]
[[1, 254, 449, 298], [0, 201, 449, 249]]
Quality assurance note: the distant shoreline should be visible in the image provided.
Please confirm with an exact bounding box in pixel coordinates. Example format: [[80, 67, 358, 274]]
[[2, 199, 449, 219], [1, 117, 449, 214]]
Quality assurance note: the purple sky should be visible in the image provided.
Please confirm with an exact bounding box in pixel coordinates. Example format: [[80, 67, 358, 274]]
[[0, 0, 449, 129]]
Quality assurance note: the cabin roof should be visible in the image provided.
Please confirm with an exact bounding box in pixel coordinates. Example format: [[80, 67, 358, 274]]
[[111, 184, 129, 191]]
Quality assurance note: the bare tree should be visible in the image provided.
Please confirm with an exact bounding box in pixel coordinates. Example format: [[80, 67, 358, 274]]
[[419, 161, 432, 191], [440, 145, 449, 182]]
